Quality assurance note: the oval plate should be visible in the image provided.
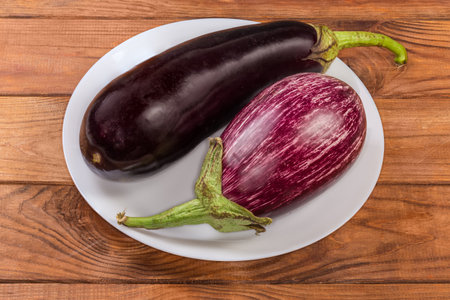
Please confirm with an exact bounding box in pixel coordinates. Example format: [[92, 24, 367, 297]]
[[63, 18, 384, 261]]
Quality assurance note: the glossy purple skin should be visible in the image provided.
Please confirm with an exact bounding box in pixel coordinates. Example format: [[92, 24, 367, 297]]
[[221, 73, 367, 215], [80, 21, 322, 179]]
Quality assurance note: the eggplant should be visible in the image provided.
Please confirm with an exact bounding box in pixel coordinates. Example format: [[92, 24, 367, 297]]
[[80, 20, 406, 180], [117, 73, 366, 233]]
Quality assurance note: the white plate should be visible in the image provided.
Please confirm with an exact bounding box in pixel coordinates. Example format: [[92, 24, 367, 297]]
[[63, 18, 384, 261]]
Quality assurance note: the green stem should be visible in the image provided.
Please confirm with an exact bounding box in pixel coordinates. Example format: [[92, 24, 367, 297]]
[[117, 138, 272, 233], [117, 199, 209, 229], [309, 25, 407, 71], [334, 31, 407, 64]]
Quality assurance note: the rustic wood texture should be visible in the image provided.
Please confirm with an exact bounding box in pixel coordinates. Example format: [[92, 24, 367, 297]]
[[1, 284, 450, 300], [0, 97, 70, 183], [2, 0, 450, 20], [0, 96, 448, 184], [1, 184, 448, 282], [0, 0, 449, 298], [0, 19, 449, 97]]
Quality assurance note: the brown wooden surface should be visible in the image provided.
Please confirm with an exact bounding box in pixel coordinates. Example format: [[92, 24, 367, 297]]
[[1, 96, 449, 185], [1, 19, 449, 97], [2, 0, 450, 19], [2, 284, 450, 300], [1, 184, 449, 282], [0, 0, 449, 298]]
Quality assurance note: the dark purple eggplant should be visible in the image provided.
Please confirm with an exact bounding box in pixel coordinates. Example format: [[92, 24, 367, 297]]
[[80, 20, 406, 180], [117, 73, 366, 233]]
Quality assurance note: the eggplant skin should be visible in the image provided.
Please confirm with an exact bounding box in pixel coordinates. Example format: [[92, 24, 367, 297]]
[[80, 21, 322, 179], [221, 73, 367, 215]]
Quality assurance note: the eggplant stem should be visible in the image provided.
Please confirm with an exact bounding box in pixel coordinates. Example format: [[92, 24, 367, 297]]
[[334, 31, 407, 64], [117, 199, 211, 229], [309, 25, 407, 71], [117, 211, 127, 224], [116, 138, 271, 233]]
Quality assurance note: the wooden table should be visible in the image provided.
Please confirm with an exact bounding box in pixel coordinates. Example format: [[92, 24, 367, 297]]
[[1, 1, 449, 299]]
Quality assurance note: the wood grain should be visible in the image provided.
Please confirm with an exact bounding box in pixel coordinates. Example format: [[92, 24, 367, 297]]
[[1, 96, 448, 184], [339, 20, 450, 98], [1, 283, 450, 299], [1, 0, 449, 297], [2, 0, 450, 20], [377, 98, 450, 184], [0, 97, 71, 183], [1, 183, 449, 283], [0, 19, 449, 97]]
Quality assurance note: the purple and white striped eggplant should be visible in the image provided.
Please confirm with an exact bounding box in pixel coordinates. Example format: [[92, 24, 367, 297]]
[[221, 73, 366, 215], [117, 73, 366, 233]]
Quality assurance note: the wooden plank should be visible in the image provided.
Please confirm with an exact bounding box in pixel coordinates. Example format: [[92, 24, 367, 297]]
[[0, 97, 71, 183], [0, 183, 449, 282], [1, 0, 449, 19], [0, 19, 449, 97], [377, 98, 450, 184], [1, 96, 448, 184], [1, 283, 450, 299], [0, 19, 155, 96], [338, 20, 450, 98]]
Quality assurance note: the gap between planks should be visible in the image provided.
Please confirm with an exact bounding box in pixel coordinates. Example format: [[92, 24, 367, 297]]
[[2, 279, 450, 285], [1, 0, 450, 21], [1, 15, 450, 21]]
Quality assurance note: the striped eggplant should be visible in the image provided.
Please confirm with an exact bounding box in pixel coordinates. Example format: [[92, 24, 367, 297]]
[[81, 20, 406, 180], [117, 73, 366, 233]]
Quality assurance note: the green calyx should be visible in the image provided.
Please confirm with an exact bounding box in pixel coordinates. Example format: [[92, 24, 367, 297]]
[[308, 25, 408, 71], [307, 25, 340, 72], [117, 138, 272, 234]]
